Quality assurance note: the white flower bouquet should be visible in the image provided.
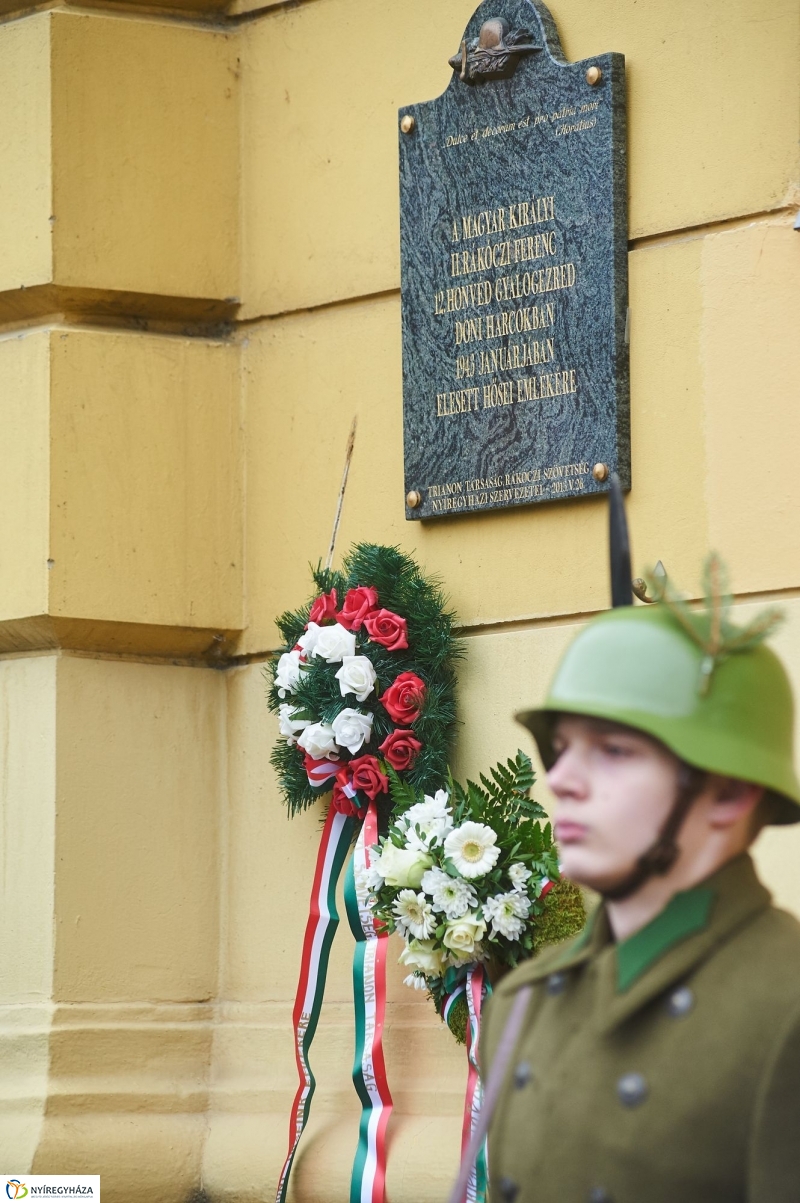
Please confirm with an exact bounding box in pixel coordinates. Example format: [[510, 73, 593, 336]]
[[364, 751, 585, 1039]]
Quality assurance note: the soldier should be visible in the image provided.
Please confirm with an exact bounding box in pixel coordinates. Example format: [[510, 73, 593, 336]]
[[479, 556, 800, 1203]]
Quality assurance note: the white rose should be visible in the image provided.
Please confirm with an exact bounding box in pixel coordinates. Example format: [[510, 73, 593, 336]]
[[312, 622, 357, 664], [275, 650, 304, 696], [335, 655, 377, 702], [443, 913, 486, 961], [331, 707, 373, 754], [399, 938, 446, 978], [278, 703, 310, 744], [297, 722, 338, 760], [374, 842, 433, 889], [296, 623, 322, 657]]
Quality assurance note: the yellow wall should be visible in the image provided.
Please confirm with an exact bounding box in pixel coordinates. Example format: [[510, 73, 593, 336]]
[[0, 0, 798, 1198]]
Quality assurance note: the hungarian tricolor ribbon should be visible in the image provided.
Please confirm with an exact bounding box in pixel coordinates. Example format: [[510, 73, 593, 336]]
[[463, 964, 491, 1203], [345, 800, 393, 1203], [303, 754, 341, 789], [275, 805, 356, 1203]]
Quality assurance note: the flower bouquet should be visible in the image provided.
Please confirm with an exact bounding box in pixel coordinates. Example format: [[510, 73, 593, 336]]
[[364, 751, 585, 1041]]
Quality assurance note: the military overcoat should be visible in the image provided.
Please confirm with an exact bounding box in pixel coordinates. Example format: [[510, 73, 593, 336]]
[[482, 854, 800, 1203]]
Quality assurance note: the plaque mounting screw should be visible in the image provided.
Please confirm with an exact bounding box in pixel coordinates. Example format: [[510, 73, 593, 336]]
[[400, 115, 416, 134], [592, 462, 609, 482], [406, 489, 422, 509], [585, 65, 603, 86]]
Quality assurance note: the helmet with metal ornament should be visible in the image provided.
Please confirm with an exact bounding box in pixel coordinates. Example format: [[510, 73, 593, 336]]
[[516, 479, 800, 825]]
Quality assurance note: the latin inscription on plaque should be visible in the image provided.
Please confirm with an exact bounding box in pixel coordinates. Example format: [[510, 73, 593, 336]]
[[400, 0, 629, 520]]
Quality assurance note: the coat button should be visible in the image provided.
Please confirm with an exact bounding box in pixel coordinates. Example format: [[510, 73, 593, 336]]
[[588, 1190, 613, 1203], [617, 1072, 648, 1107], [546, 972, 567, 995], [667, 986, 694, 1017], [513, 1060, 533, 1089], [498, 1176, 520, 1203]]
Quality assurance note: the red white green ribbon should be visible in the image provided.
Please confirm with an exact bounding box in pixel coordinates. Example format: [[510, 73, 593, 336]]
[[275, 805, 356, 1203], [345, 801, 393, 1203], [463, 965, 491, 1203]]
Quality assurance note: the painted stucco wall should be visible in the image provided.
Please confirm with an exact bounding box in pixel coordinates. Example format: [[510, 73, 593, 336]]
[[0, 1, 798, 1199]]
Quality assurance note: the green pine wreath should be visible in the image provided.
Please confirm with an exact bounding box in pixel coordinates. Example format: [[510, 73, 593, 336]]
[[267, 543, 461, 819]]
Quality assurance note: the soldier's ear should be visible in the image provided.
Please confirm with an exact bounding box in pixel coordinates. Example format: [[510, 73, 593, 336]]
[[706, 776, 764, 830]]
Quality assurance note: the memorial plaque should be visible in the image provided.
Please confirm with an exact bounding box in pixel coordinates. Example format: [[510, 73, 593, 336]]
[[399, 0, 628, 520]]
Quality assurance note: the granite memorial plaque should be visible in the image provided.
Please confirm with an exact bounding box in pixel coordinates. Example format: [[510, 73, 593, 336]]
[[399, 0, 628, 521]]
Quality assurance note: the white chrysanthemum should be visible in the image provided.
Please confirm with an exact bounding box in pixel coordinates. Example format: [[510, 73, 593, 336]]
[[335, 655, 377, 702], [278, 703, 310, 744], [354, 864, 379, 903], [443, 821, 501, 879], [331, 707, 373, 754], [275, 650, 304, 697], [362, 854, 385, 893], [420, 866, 450, 896], [420, 867, 478, 919], [403, 974, 428, 991], [483, 891, 531, 940], [428, 789, 450, 809], [508, 862, 532, 891], [400, 792, 454, 849], [393, 890, 436, 939], [296, 721, 338, 760]]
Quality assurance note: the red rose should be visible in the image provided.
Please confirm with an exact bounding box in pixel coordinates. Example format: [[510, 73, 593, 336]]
[[332, 766, 366, 818], [308, 589, 338, 625], [380, 672, 426, 725], [379, 729, 423, 772], [349, 754, 389, 801], [338, 586, 379, 632], [364, 608, 409, 651]]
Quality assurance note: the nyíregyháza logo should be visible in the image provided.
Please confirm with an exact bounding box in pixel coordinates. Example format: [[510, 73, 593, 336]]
[[6, 1186, 94, 1198]]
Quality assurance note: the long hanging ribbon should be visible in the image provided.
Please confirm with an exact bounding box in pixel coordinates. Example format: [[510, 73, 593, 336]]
[[275, 805, 356, 1203], [462, 965, 491, 1203], [344, 800, 393, 1203]]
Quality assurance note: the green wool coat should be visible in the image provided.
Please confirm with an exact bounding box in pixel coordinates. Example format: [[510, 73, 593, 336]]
[[481, 853, 800, 1203]]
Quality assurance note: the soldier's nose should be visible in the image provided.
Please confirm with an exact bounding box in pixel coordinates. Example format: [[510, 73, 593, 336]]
[[547, 751, 589, 800]]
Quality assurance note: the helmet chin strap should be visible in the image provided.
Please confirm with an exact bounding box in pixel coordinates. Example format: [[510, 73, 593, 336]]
[[600, 765, 708, 903]]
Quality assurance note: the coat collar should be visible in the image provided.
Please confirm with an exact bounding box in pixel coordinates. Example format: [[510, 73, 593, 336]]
[[497, 854, 772, 1034]]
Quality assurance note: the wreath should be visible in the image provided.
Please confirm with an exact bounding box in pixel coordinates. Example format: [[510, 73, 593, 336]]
[[268, 543, 461, 819]]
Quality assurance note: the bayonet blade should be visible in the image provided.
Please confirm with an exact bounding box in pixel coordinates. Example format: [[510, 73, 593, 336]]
[[609, 473, 633, 608]]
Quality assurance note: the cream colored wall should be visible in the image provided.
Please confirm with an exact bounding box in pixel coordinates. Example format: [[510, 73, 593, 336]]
[[0, 0, 798, 1199], [0, 656, 56, 1170]]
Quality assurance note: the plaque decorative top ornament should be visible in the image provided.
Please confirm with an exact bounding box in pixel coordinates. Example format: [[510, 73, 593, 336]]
[[448, 17, 540, 83], [399, 0, 629, 521]]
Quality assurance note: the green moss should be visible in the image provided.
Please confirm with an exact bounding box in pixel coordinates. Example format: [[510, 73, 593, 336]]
[[445, 993, 469, 1045], [533, 878, 586, 953]]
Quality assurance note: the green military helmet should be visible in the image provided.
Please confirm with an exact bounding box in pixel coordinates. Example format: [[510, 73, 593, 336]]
[[517, 601, 800, 824]]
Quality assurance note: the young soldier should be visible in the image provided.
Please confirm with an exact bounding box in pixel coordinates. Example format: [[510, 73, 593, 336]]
[[482, 591, 800, 1203]]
